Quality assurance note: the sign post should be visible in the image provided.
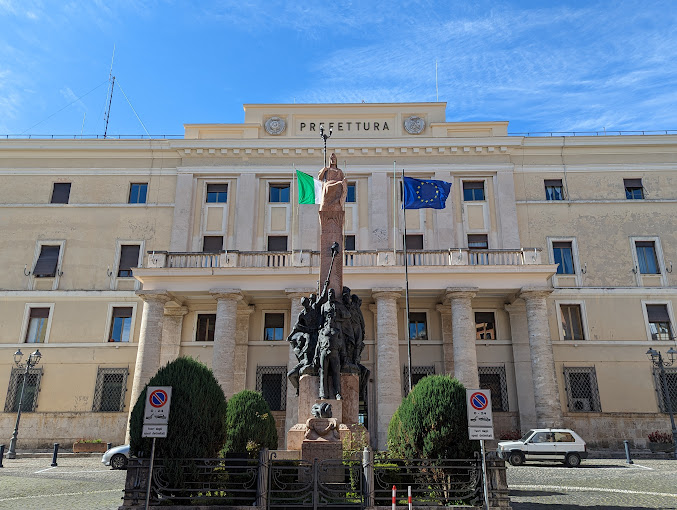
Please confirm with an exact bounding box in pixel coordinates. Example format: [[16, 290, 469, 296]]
[[142, 386, 172, 510], [467, 389, 493, 510]]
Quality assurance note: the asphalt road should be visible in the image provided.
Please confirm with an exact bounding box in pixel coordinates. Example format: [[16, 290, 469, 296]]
[[508, 458, 677, 509], [0, 454, 125, 510]]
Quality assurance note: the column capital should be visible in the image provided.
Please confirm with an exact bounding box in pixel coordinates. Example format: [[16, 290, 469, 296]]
[[505, 299, 526, 314], [520, 287, 553, 300], [136, 290, 172, 303], [445, 287, 479, 300], [372, 288, 403, 301], [164, 306, 188, 317], [210, 288, 244, 302], [285, 288, 316, 299], [435, 303, 451, 315]]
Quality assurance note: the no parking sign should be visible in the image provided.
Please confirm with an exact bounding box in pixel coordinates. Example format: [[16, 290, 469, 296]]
[[466, 389, 494, 440], [143, 386, 172, 438]]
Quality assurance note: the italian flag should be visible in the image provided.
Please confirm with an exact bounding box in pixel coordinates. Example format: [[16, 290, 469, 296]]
[[296, 170, 322, 204]]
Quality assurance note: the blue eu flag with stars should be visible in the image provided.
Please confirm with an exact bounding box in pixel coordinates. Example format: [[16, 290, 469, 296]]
[[402, 176, 452, 209]]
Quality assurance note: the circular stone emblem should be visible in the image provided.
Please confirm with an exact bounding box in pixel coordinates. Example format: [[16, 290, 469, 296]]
[[404, 115, 425, 135], [264, 116, 286, 135]]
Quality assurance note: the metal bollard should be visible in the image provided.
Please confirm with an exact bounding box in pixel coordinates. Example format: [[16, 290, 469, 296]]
[[0, 444, 4, 468], [51, 443, 59, 467], [624, 440, 633, 464], [107, 442, 112, 451]]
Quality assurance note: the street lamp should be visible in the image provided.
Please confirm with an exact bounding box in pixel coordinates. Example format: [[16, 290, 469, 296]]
[[646, 346, 677, 459], [7, 348, 42, 459]]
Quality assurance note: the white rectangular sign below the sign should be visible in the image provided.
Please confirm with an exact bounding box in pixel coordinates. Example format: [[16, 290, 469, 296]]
[[466, 388, 494, 429], [143, 386, 172, 426], [142, 424, 168, 438], [469, 427, 495, 440]]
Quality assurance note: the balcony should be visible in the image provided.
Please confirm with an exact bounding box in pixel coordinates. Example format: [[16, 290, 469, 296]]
[[144, 248, 543, 269]]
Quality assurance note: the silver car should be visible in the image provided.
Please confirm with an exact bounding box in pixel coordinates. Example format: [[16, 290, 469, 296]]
[[101, 444, 130, 470], [497, 428, 588, 467]]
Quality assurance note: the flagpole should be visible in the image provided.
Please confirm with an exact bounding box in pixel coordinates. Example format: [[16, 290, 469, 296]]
[[401, 168, 413, 395], [393, 161, 397, 259]]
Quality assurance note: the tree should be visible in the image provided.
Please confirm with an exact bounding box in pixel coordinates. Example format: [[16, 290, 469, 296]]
[[387, 375, 478, 459], [221, 390, 278, 457], [129, 357, 228, 459]]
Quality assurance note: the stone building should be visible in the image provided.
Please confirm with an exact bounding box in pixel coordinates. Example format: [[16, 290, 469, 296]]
[[0, 102, 675, 450]]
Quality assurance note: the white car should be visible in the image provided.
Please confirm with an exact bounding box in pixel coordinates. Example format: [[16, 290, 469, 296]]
[[497, 428, 587, 467], [101, 444, 130, 470]]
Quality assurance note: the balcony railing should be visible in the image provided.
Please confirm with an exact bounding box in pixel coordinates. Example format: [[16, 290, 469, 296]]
[[145, 248, 543, 270]]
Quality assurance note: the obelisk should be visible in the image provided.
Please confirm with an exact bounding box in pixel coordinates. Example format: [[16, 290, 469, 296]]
[[318, 153, 347, 296]]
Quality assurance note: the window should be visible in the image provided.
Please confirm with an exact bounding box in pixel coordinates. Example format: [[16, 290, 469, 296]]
[[269, 183, 290, 203], [553, 241, 575, 274], [206, 183, 228, 203], [403, 366, 435, 396], [560, 304, 585, 340], [4, 367, 42, 413], [624, 178, 644, 200], [544, 179, 564, 201], [346, 183, 356, 203], [405, 234, 423, 250], [653, 367, 677, 414], [646, 304, 673, 340], [202, 236, 223, 252], [564, 367, 601, 412], [117, 245, 140, 277], [463, 181, 485, 201], [635, 241, 659, 274], [33, 245, 60, 277], [344, 235, 356, 251], [129, 183, 148, 204], [475, 312, 496, 340], [256, 366, 287, 411], [408, 312, 428, 340], [468, 234, 488, 249], [109, 307, 133, 342], [25, 307, 50, 343], [92, 368, 129, 412], [51, 183, 71, 204], [478, 366, 509, 412], [264, 313, 284, 341], [196, 314, 216, 342], [267, 236, 288, 252]]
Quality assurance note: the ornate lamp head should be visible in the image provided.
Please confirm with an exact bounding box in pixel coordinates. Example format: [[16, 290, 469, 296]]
[[13, 349, 23, 366], [28, 349, 42, 367], [646, 348, 660, 363], [667, 346, 677, 364]]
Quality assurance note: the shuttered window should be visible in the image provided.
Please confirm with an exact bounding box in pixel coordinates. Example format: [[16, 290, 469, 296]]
[[118, 245, 140, 277], [646, 304, 673, 340], [33, 245, 60, 277]]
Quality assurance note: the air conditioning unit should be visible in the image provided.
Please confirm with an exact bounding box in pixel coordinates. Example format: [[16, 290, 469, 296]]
[[572, 398, 591, 411]]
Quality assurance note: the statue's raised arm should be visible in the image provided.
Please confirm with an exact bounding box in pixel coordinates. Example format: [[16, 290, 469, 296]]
[[318, 153, 347, 211]]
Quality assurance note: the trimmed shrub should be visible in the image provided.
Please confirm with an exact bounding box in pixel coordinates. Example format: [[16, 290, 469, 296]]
[[129, 357, 228, 459], [387, 375, 478, 459], [221, 390, 278, 457]]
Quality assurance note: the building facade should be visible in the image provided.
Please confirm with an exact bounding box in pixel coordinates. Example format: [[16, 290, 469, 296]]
[[1, 102, 675, 450]]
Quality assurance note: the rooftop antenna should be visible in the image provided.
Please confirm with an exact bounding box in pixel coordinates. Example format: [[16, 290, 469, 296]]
[[435, 59, 439, 102], [103, 45, 116, 139]]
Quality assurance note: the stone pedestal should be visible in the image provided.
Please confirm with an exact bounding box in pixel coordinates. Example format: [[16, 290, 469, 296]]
[[319, 209, 345, 296]]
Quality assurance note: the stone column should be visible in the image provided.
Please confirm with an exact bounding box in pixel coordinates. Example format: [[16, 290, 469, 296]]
[[127, 290, 171, 443], [232, 306, 254, 394], [505, 300, 538, 431], [369, 172, 390, 250], [446, 288, 480, 389], [372, 288, 403, 450], [159, 306, 188, 368], [169, 173, 194, 252], [436, 302, 454, 375], [284, 289, 315, 445], [210, 289, 243, 399], [495, 170, 521, 249], [520, 287, 563, 427]]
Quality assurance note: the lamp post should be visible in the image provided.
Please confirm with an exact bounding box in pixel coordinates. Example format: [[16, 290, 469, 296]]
[[646, 347, 677, 459], [7, 348, 42, 459]]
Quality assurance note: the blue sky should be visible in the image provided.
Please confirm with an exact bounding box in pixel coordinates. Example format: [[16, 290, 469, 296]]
[[1, 0, 676, 136]]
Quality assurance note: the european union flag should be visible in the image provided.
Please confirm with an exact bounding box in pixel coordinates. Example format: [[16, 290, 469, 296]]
[[402, 176, 452, 209]]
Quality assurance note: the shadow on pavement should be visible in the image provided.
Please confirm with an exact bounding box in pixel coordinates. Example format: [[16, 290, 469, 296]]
[[510, 489, 566, 497], [511, 503, 677, 510], [517, 463, 627, 469]]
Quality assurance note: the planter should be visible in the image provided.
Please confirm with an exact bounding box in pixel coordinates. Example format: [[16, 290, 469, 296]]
[[648, 441, 675, 453], [73, 442, 107, 453]]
